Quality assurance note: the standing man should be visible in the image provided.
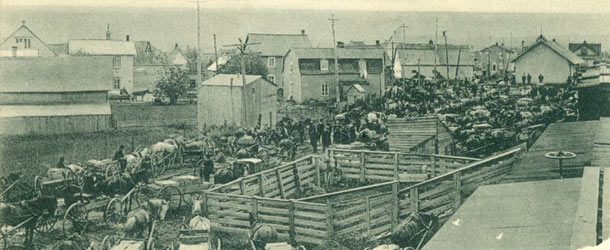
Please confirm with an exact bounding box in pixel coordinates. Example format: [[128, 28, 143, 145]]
[[309, 124, 320, 154], [521, 73, 526, 85], [527, 73, 532, 84], [321, 125, 331, 154], [538, 73, 544, 84], [202, 154, 215, 182], [113, 145, 126, 171]]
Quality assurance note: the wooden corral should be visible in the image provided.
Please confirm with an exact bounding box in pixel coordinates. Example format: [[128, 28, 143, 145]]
[[202, 147, 523, 246], [386, 117, 454, 155], [424, 167, 610, 250]]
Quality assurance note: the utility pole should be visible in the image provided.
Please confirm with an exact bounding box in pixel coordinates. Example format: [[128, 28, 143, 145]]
[[434, 17, 438, 75], [213, 33, 219, 75], [196, 0, 202, 88], [443, 30, 450, 81], [224, 39, 261, 127], [329, 14, 341, 103]]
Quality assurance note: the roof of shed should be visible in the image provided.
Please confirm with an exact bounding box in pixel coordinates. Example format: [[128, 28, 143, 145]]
[[0, 57, 113, 92], [287, 47, 384, 59]]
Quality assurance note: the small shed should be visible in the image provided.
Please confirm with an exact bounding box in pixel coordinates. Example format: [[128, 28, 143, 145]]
[[198, 74, 277, 129], [344, 83, 365, 104]]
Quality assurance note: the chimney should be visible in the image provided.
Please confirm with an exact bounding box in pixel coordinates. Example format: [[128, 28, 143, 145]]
[[230, 77, 234, 86], [501, 43, 504, 47], [11, 46, 17, 57], [521, 40, 525, 51], [337, 41, 344, 48], [301, 30, 305, 35], [106, 24, 111, 40], [552, 38, 556, 42], [495, 42, 499, 46], [428, 40, 434, 45], [175, 43, 179, 49], [375, 40, 380, 46], [126, 35, 130, 41]]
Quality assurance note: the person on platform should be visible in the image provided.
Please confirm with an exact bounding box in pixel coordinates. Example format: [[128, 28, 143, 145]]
[[308, 125, 319, 154], [521, 73, 527, 85], [201, 154, 215, 182], [527, 73, 532, 84], [321, 125, 331, 153]]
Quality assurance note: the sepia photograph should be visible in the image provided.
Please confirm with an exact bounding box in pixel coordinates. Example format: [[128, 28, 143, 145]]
[[0, 0, 609, 249]]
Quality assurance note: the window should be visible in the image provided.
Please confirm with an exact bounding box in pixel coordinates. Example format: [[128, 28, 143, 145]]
[[320, 60, 329, 71], [321, 83, 329, 96], [113, 56, 121, 69], [113, 77, 120, 89], [267, 75, 275, 84], [268, 57, 276, 68], [26, 39, 31, 49]]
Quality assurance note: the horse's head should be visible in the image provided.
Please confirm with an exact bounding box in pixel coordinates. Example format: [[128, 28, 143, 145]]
[[192, 200, 203, 217]]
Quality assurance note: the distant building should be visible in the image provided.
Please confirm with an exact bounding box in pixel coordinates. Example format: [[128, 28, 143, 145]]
[[392, 42, 474, 80], [0, 57, 113, 135], [164, 43, 188, 67], [198, 74, 277, 129], [575, 64, 610, 121], [569, 41, 602, 66], [474, 42, 516, 76], [512, 35, 584, 85], [245, 31, 312, 90], [0, 21, 57, 57], [68, 37, 137, 93], [283, 47, 385, 103]]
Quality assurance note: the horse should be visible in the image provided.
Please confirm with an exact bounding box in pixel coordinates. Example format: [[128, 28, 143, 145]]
[[122, 208, 151, 238], [214, 167, 236, 185], [249, 213, 278, 250], [147, 198, 169, 221], [391, 212, 439, 249], [51, 234, 90, 250], [0, 194, 57, 247]]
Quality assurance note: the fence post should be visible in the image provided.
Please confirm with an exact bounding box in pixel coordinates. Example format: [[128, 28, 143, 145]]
[[240, 178, 246, 195], [360, 152, 366, 182], [289, 199, 296, 243], [276, 168, 286, 199], [202, 192, 208, 216], [252, 197, 259, 220], [410, 187, 419, 213], [259, 174, 265, 197], [431, 155, 437, 178], [293, 163, 301, 192], [315, 157, 321, 187], [326, 199, 334, 241], [391, 182, 398, 230], [393, 153, 399, 180], [366, 196, 371, 237], [453, 172, 462, 210]]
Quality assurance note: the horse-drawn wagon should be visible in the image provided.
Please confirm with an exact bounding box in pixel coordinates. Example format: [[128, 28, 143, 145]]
[[0, 195, 58, 248], [182, 137, 215, 166]]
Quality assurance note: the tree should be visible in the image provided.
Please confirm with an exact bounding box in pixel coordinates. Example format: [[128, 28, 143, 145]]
[[218, 54, 268, 76], [155, 65, 189, 104]]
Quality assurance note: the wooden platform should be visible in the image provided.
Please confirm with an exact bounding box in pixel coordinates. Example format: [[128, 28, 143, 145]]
[[425, 167, 610, 250], [423, 178, 582, 250], [504, 120, 599, 182]]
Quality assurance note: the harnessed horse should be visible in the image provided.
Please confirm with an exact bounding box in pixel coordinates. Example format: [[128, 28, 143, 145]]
[[0, 194, 57, 247]]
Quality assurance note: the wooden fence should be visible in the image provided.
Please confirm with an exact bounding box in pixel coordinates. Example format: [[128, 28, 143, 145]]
[[203, 147, 523, 246], [330, 149, 480, 183]]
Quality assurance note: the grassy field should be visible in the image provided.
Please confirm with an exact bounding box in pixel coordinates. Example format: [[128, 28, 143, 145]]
[[111, 103, 197, 123], [0, 127, 198, 180]]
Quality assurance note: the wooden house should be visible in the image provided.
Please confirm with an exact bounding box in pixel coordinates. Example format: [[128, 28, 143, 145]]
[[0, 21, 58, 57], [512, 35, 584, 85], [392, 42, 474, 80], [0, 57, 114, 135], [474, 42, 516, 76], [282, 47, 385, 103], [198, 74, 277, 129], [569, 41, 602, 66], [245, 31, 312, 89]]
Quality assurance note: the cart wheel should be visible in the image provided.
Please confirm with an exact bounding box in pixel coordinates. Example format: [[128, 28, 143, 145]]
[[62, 203, 89, 237], [34, 209, 57, 234], [33, 176, 42, 193], [104, 198, 124, 228], [101, 235, 115, 250], [105, 164, 118, 179], [156, 186, 182, 211], [147, 238, 155, 250], [134, 186, 152, 208]]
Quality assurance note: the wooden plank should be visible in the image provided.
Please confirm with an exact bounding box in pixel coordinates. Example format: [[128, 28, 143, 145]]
[[294, 218, 327, 229], [602, 167, 610, 240], [258, 206, 290, 216], [276, 168, 286, 199], [259, 214, 290, 224], [570, 167, 600, 250], [294, 235, 327, 245]]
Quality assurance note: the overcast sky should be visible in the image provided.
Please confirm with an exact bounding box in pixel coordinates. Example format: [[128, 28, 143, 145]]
[[3, 0, 610, 14]]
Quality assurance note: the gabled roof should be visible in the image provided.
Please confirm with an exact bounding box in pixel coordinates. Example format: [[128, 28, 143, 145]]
[[0, 24, 58, 57], [0, 57, 113, 92], [569, 41, 602, 55], [48, 43, 68, 55], [480, 43, 513, 53], [164, 46, 186, 65], [202, 74, 275, 87], [286, 47, 384, 59], [395, 43, 473, 66], [512, 36, 584, 65], [68, 39, 137, 56], [246, 33, 312, 57]]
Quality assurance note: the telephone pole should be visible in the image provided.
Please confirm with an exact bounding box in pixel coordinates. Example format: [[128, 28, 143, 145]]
[[213, 33, 219, 75], [443, 30, 450, 81], [196, 0, 202, 87], [434, 17, 438, 75], [329, 14, 341, 103], [400, 23, 408, 45]]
